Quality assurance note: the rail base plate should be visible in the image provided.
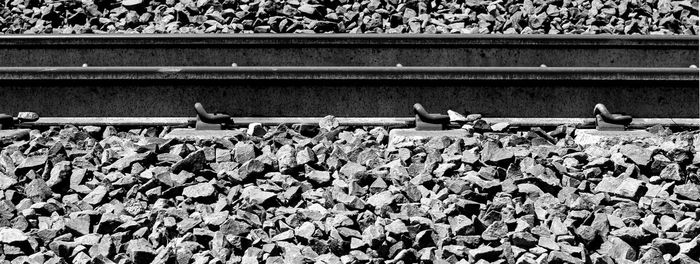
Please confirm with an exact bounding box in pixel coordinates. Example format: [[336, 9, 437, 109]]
[[574, 129, 656, 146], [389, 129, 468, 149], [0, 129, 29, 141], [165, 128, 243, 140]]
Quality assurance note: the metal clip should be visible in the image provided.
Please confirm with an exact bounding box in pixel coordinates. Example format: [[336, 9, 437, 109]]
[[194, 103, 234, 130], [413, 103, 450, 131], [593, 103, 632, 131], [0, 112, 39, 130]]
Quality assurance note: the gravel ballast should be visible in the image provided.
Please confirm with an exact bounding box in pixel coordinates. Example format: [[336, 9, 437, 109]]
[[0, 0, 697, 34], [0, 122, 698, 264]]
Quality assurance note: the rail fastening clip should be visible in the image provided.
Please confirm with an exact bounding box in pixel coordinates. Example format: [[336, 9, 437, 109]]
[[194, 102, 234, 130], [413, 103, 450, 131], [593, 103, 632, 131]]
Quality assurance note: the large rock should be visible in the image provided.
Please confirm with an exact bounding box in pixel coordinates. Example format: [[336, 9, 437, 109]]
[[242, 187, 277, 205], [482, 221, 508, 241], [659, 163, 681, 181], [276, 144, 296, 171], [235, 142, 256, 164], [614, 177, 643, 198], [172, 149, 206, 173], [182, 183, 216, 199], [0, 228, 28, 243], [619, 144, 652, 165], [126, 239, 156, 264], [600, 237, 637, 261], [339, 162, 366, 178], [307, 170, 331, 184], [25, 178, 52, 202], [0, 173, 17, 190], [674, 183, 700, 200], [480, 141, 514, 165], [105, 152, 154, 172], [366, 191, 393, 208], [83, 185, 108, 204], [17, 155, 47, 170]]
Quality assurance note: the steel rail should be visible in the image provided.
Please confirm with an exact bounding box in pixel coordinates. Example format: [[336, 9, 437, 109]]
[[18, 117, 700, 128], [0, 34, 696, 67], [0, 66, 696, 118], [0, 66, 697, 81]]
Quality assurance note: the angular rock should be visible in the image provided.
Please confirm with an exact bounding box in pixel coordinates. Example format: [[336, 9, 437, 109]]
[[83, 185, 108, 204], [319, 115, 339, 130], [307, 170, 331, 185], [482, 221, 508, 241], [659, 163, 682, 181], [172, 149, 206, 173], [0, 228, 28, 243], [675, 183, 700, 200], [619, 144, 652, 165], [182, 183, 215, 199]]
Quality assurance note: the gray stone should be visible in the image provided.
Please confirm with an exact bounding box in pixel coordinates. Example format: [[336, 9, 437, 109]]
[[182, 183, 216, 199], [172, 149, 206, 173], [25, 178, 52, 202], [243, 188, 276, 205], [467, 245, 501, 261], [659, 163, 682, 181], [0, 228, 28, 243], [307, 170, 331, 185], [512, 232, 538, 248], [600, 236, 636, 261], [675, 183, 700, 200], [295, 222, 315, 240], [385, 220, 408, 236], [0, 173, 17, 190], [247, 123, 266, 137], [448, 215, 474, 235], [127, 239, 156, 264], [276, 144, 296, 171], [614, 177, 643, 198], [538, 235, 560, 251], [480, 141, 514, 164], [83, 185, 108, 205], [482, 221, 508, 241], [362, 224, 385, 247], [619, 144, 652, 165], [65, 214, 91, 236], [366, 191, 393, 208], [238, 159, 265, 181], [340, 162, 366, 178], [235, 142, 256, 164], [105, 152, 154, 172], [17, 155, 47, 170], [319, 115, 339, 131]]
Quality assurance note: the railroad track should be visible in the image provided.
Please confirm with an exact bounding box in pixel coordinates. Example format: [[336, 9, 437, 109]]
[[0, 66, 697, 119], [1, 34, 699, 264], [0, 35, 697, 67], [0, 35, 697, 128]]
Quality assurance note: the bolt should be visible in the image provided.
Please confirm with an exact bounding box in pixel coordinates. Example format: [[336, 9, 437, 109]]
[[540, 64, 547, 67], [82, 63, 88, 67], [396, 64, 403, 67], [690, 65, 697, 68], [231, 63, 238, 67]]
